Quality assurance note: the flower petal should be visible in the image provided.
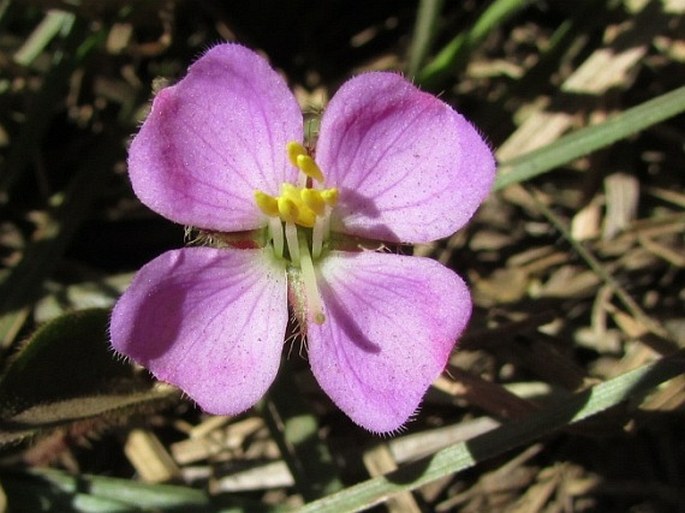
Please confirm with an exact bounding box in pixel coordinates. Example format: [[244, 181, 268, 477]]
[[316, 72, 495, 243], [110, 247, 288, 415], [128, 44, 303, 231], [307, 251, 471, 433]]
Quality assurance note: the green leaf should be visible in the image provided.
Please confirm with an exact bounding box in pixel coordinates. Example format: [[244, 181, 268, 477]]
[[406, 0, 444, 77], [416, 0, 532, 89], [0, 309, 175, 445], [495, 85, 685, 190], [297, 351, 685, 512], [13, 10, 75, 67], [1, 468, 284, 513]]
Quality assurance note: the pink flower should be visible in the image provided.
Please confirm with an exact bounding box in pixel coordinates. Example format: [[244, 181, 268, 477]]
[[110, 44, 495, 433]]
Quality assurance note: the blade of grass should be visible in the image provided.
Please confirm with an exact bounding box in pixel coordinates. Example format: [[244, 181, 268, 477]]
[[416, 0, 532, 90], [0, 0, 12, 27], [406, 0, 444, 77], [13, 10, 75, 66], [0, 309, 177, 446], [495, 85, 685, 190], [1, 467, 284, 513], [296, 350, 684, 512]]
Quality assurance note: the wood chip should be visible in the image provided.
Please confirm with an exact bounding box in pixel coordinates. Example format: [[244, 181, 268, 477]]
[[124, 429, 181, 483], [171, 417, 265, 465], [389, 417, 501, 464], [212, 460, 294, 492], [435, 368, 538, 419], [363, 443, 422, 513], [507, 466, 561, 513], [571, 200, 602, 241], [497, 1, 667, 161], [603, 173, 640, 239], [640, 374, 685, 411]]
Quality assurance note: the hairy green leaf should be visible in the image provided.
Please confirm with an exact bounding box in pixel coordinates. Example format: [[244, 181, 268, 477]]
[[0, 309, 175, 445]]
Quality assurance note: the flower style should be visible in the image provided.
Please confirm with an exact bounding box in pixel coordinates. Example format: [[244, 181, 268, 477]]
[[110, 43, 495, 433]]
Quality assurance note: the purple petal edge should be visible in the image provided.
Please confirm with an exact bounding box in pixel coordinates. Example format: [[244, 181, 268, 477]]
[[128, 43, 303, 232], [110, 247, 288, 415], [317, 72, 495, 244], [307, 251, 471, 433]]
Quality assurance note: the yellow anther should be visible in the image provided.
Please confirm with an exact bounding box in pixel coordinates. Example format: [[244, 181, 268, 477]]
[[296, 205, 317, 228], [281, 183, 301, 202], [296, 155, 324, 182], [276, 192, 316, 228], [257, 146, 337, 231], [286, 141, 307, 167], [254, 190, 279, 217], [277, 197, 300, 224], [301, 188, 325, 215], [321, 188, 339, 206]]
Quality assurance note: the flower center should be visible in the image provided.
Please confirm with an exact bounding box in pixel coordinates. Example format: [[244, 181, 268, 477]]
[[254, 141, 339, 325]]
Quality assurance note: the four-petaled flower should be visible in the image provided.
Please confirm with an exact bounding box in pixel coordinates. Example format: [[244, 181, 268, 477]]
[[110, 44, 495, 433]]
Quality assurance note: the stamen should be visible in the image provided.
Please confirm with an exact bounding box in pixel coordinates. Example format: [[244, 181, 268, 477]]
[[296, 155, 324, 182], [321, 188, 339, 206], [280, 183, 301, 201], [312, 217, 324, 259], [301, 188, 325, 215], [254, 190, 279, 217], [280, 184, 316, 227], [298, 229, 325, 324], [286, 141, 307, 167], [285, 222, 300, 265], [296, 206, 317, 228], [312, 189, 335, 258], [321, 212, 332, 250], [254, 144, 339, 272], [269, 216, 284, 258], [277, 196, 299, 224]]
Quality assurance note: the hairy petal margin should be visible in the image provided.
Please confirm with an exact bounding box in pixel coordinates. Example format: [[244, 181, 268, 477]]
[[317, 72, 495, 244], [128, 44, 303, 232], [110, 247, 288, 415], [307, 251, 471, 433]]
